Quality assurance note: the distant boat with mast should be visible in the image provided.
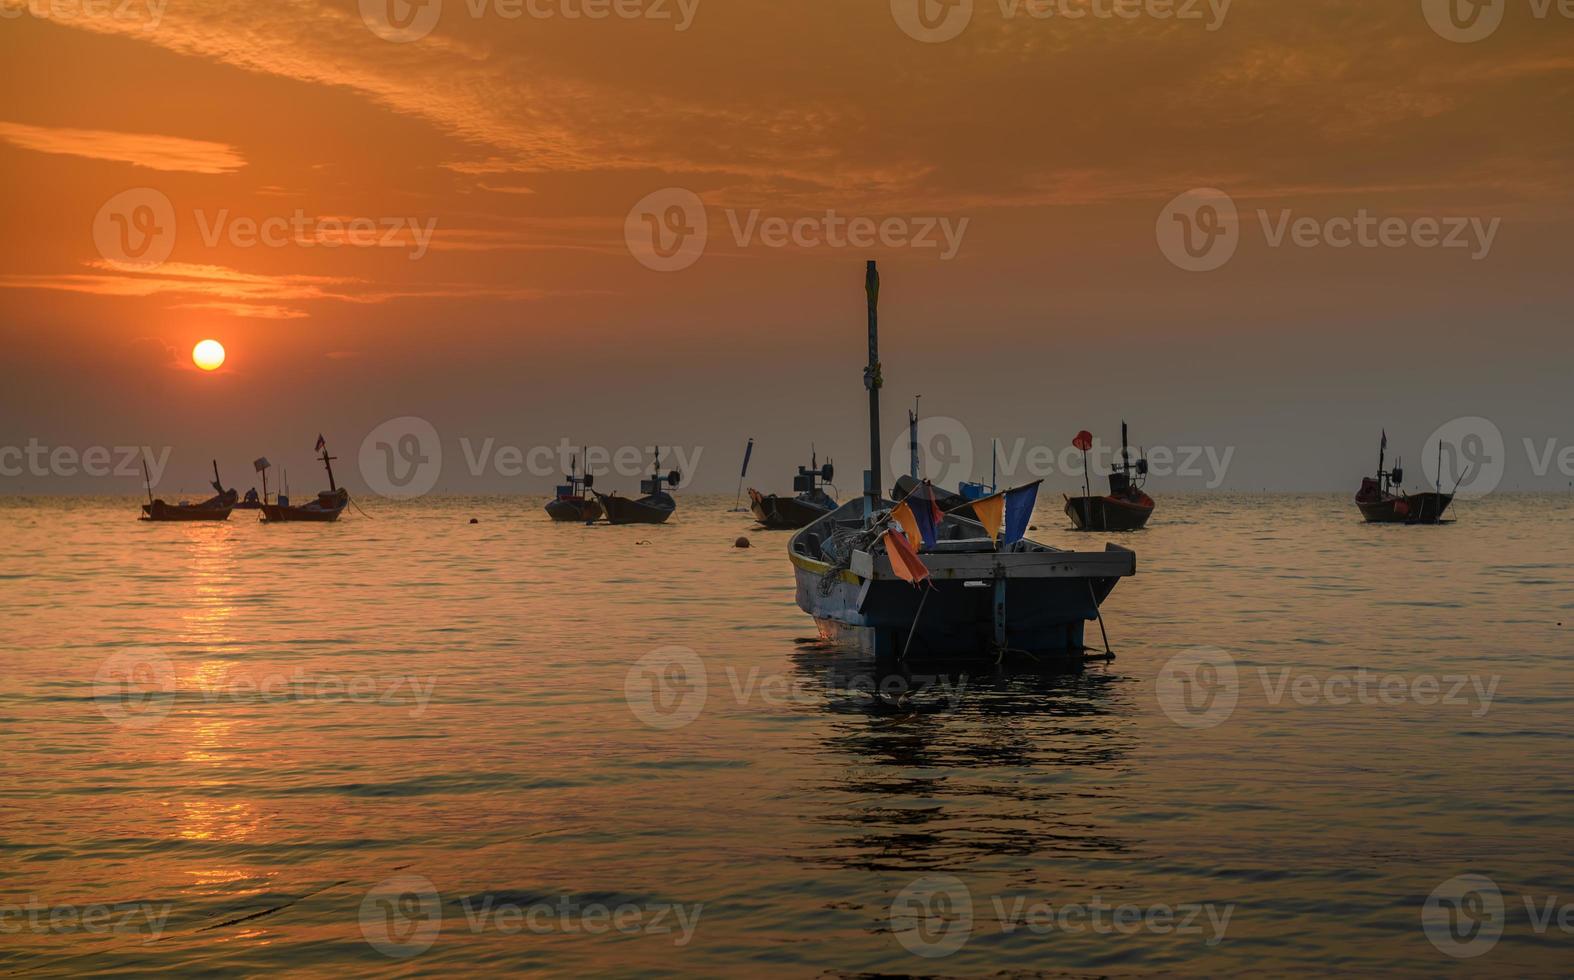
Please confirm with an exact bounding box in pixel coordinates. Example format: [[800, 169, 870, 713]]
[[258, 436, 349, 523], [595, 448, 680, 525], [545, 452, 604, 522], [787, 262, 1136, 659], [1065, 423, 1155, 532], [748, 450, 837, 529], [1355, 431, 1454, 524], [139, 458, 237, 522]]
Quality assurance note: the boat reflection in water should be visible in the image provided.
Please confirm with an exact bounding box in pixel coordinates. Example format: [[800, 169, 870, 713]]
[[784, 638, 1136, 872]]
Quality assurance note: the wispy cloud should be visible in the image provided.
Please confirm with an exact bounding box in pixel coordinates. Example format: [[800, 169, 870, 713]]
[[0, 121, 245, 174]]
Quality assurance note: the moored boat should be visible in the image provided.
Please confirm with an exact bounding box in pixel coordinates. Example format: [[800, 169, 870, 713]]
[[546, 452, 604, 522], [1065, 423, 1155, 532], [789, 262, 1136, 660], [748, 452, 837, 529], [595, 449, 679, 525], [1355, 432, 1453, 524], [139, 458, 236, 522], [259, 437, 349, 523]]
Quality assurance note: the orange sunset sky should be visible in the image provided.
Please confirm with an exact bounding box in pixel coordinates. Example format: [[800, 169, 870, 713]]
[[1, 0, 1570, 493]]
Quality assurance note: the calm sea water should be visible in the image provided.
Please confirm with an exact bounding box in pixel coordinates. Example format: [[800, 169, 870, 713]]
[[2, 493, 1571, 976]]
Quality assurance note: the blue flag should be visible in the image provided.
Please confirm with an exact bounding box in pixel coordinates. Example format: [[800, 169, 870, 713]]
[[1003, 481, 1041, 545], [908, 482, 943, 549]]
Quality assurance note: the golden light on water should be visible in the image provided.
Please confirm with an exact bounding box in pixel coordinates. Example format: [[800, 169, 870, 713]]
[[193, 339, 225, 371]]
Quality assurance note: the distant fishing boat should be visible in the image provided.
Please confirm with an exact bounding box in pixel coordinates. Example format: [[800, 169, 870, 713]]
[[1355, 431, 1454, 524], [748, 452, 837, 529], [596, 449, 679, 525], [259, 436, 349, 523], [788, 262, 1135, 659], [546, 452, 603, 522], [959, 439, 999, 502], [139, 458, 236, 522], [1065, 423, 1155, 532]]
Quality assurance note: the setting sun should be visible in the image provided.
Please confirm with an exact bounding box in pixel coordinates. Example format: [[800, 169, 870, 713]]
[[192, 339, 225, 371]]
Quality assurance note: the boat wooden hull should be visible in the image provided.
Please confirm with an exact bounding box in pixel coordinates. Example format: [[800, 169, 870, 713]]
[[1356, 491, 1453, 524], [141, 500, 233, 522], [748, 489, 834, 530], [597, 491, 675, 525], [1065, 493, 1154, 532], [789, 499, 1134, 658], [545, 497, 605, 522], [260, 490, 348, 523]]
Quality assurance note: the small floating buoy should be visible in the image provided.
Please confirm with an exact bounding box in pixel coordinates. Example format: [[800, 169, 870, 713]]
[[1029, 525, 1039, 531], [734, 536, 751, 549], [469, 518, 479, 524]]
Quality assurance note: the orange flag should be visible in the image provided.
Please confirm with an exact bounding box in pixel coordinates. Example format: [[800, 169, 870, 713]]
[[890, 500, 921, 548], [883, 529, 930, 585], [970, 492, 1005, 545]]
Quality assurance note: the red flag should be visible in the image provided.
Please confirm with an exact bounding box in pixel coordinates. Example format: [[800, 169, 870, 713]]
[[883, 529, 930, 586], [314, 434, 327, 452], [1072, 430, 1093, 452]]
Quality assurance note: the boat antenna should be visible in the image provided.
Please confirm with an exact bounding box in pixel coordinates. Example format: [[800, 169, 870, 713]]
[[732, 437, 754, 512], [1376, 430, 1387, 491], [211, 459, 224, 496], [320, 440, 338, 493], [142, 456, 154, 505], [1436, 440, 1443, 495], [1121, 420, 1131, 479], [909, 395, 920, 481], [864, 260, 882, 523], [991, 437, 998, 492]]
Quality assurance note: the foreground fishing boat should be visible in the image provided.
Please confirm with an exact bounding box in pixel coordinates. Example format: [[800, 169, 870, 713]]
[[749, 453, 837, 529], [545, 453, 604, 522], [139, 458, 236, 521], [596, 450, 679, 525], [789, 262, 1135, 659], [1065, 423, 1155, 532], [259, 437, 349, 523], [1355, 432, 1453, 524]]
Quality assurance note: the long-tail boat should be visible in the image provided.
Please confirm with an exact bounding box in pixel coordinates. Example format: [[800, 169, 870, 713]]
[[139, 458, 236, 522], [788, 262, 1135, 659], [748, 452, 837, 529], [259, 437, 349, 523], [1065, 423, 1155, 531], [1355, 432, 1453, 524], [545, 452, 604, 522], [595, 449, 679, 525]]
